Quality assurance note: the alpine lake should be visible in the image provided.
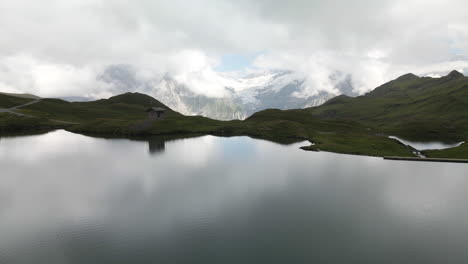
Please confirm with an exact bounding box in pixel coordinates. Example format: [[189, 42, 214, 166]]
[[1, 130, 467, 263]]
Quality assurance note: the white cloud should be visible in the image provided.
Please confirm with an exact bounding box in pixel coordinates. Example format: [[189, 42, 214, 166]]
[[0, 54, 114, 98], [0, 0, 468, 98]]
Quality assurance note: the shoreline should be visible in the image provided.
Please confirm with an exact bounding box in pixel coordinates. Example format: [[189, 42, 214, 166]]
[[384, 156, 468, 163], [2, 127, 467, 163]]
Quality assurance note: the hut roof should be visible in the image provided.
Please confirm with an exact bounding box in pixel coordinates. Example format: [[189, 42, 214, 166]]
[[145, 107, 166, 112]]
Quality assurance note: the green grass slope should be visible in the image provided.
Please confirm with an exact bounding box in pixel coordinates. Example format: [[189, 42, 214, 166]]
[[0, 94, 36, 108], [19, 92, 180, 123], [243, 108, 415, 156], [0, 113, 63, 134], [422, 142, 468, 159], [0, 92, 41, 100], [308, 70, 468, 142]]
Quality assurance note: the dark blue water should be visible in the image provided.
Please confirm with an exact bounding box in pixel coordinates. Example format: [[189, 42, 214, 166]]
[[0, 130, 467, 263]]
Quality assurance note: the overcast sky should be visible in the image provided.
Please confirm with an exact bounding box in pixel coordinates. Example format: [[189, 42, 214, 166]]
[[1, 0, 468, 98]]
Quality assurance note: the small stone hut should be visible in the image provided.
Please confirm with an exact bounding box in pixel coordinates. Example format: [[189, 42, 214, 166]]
[[145, 107, 166, 120]]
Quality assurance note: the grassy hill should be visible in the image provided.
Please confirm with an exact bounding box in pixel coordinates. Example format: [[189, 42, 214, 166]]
[[19, 92, 180, 122], [422, 143, 468, 159], [0, 93, 36, 108], [0, 92, 41, 100], [307, 70, 468, 141]]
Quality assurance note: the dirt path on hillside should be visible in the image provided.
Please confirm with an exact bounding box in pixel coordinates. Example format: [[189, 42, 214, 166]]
[[0, 99, 80, 125], [0, 99, 41, 116]]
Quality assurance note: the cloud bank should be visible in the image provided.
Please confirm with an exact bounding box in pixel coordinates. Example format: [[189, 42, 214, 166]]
[[1, 0, 468, 97]]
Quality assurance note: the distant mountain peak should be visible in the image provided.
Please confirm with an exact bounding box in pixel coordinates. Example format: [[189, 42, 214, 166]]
[[366, 73, 422, 97], [446, 70, 464, 79], [108, 92, 175, 112], [322, 94, 351, 106], [395, 73, 419, 81]]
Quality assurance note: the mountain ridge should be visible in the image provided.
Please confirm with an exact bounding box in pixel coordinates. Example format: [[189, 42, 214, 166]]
[[1, 70, 468, 159], [310, 70, 468, 141]]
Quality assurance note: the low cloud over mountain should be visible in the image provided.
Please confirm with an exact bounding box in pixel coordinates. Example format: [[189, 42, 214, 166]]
[[93, 65, 357, 120], [1, 0, 468, 114]]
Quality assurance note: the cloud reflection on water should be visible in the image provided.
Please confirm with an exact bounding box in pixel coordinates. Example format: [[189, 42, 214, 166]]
[[0, 130, 468, 263]]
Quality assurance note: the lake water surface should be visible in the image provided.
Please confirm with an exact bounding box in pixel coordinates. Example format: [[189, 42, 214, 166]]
[[1, 130, 468, 263]]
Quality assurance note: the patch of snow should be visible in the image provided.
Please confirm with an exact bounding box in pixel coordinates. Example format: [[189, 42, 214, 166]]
[[389, 136, 465, 151]]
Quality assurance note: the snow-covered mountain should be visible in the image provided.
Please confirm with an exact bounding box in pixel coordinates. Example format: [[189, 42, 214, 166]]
[[96, 65, 356, 120]]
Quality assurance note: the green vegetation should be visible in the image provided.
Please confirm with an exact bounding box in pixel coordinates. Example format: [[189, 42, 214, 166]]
[[0, 94, 35, 108], [19, 93, 180, 123], [242, 109, 415, 156], [307, 71, 468, 141], [1, 70, 468, 159], [423, 143, 468, 159], [0, 113, 63, 134], [0, 92, 41, 100]]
